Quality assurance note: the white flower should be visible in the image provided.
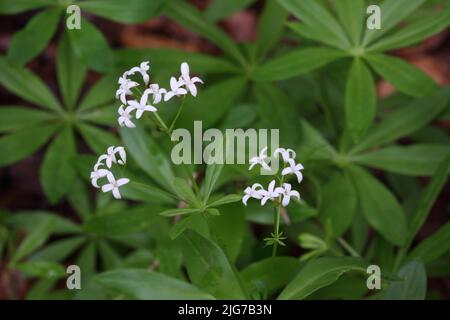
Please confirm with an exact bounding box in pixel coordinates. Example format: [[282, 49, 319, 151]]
[[282, 159, 304, 183], [118, 105, 136, 128], [249, 147, 271, 171], [90, 165, 110, 188], [128, 93, 157, 119], [277, 183, 300, 207], [242, 183, 264, 206], [129, 61, 150, 84], [164, 77, 187, 101], [116, 75, 139, 105], [274, 148, 296, 163], [144, 84, 167, 104], [260, 180, 282, 206], [179, 62, 203, 97], [98, 146, 126, 168], [101, 172, 129, 199]]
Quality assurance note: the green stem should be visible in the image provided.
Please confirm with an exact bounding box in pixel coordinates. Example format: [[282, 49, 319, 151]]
[[272, 205, 281, 257], [337, 237, 360, 257], [168, 96, 186, 133]]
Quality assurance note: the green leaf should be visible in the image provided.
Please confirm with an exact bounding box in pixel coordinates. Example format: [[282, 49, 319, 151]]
[[254, 0, 288, 58], [407, 156, 450, 247], [0, 57, 62, 112], [7, 7, 61, 65], [67, 177, 93, 221], [98, 240, 122, 270], [350, 89, 449, 153], [241, 257, 300, 297], [278, 257, 367, 300], [208, 203, 245, 262], [68, 18, 113, 73], [362, 0, 426, 46], [77, 73, 117, 111], [345, 58, 377, 141], [80, 0, 164, 23], [182, 230, 247, 299], [347, 165, 407, 246], [332, 0, 365, 45], [84, 205, 164, 236], [409, 220, 450, 264], [164, 0, 246, 66], [278, 0, 351, 49], [76, 242, 96, 282], [252, 47, 345, 81], [368, 7, 450, 52], [121, 181, 176, 205], [114, 48, 239, 75], [205, 0, 256, 22], [57, 32, 86, 109], [30, 236, 85, 262], [0, 106, 56, 132], [5, 211, 80, 235], [174, 177, 201, 207], [160, 208, 200, 217], [120, 124, 175, 193], [320, 171, 356, 237], [352, 145, 450, 176], [95, 269, 214, 300], [207, 194, 241, 208], [383, 260, 427, 300], [77, 123, 119, 154], [201, 162, 224, 203], [178, 77, 247, 129], [17, 261, 65, 279], [365, 53, 436, 97], [10, 216, 55, 266], [0, 0, 54, 14], [0, 124, 60, 166], [40, 126, 77, 203]]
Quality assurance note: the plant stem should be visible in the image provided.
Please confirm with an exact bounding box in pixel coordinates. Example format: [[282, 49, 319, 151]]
[[272, 204, 281, 257], [337, 237, 360, 257], [168, 96, 186, 133]]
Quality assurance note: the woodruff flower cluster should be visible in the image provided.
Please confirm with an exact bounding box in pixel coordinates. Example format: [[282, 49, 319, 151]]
[[115, 61, 203, 128], [89, 61, 203, 200], [90, 146, 129, 199], [243, 148, 304, 207]]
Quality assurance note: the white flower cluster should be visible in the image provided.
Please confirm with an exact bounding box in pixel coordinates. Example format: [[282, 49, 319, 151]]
[[243, 148, 303, 207], [115, 61, 203, 128], [90, 146, 129, 199]]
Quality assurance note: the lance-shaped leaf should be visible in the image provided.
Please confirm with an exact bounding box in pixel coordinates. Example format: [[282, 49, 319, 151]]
[[347, 165, 407, 246], [95, 269, 214, 300], [345, 58, 377, 141], [68, 18, 113, 73], [173, 177, 202, 207], [40, 126, 77, 203], [182, 230, 247, 299], [365, 53, 436, 97], [362, 0, 426, 45], [350, 89, 449, 154], [77, 123, 119, 154], [332, 0, 365, 45], [0, 57, 62, 112], [368, 6, 450, 52], [278, 257, 367, 300], [409, 221, 450, 264], [80, 0, 164, 23], [0, 0, 54, 14], [252, 47, 345, 81], [57, 32, 86, 109], [120, 124, 176, 193], [383, 260, 427, 300], [0, 124, 60, 166], [278, 0, 351, 49], [77, 72, 117, 112], [164, 0, 246, 66], [7, 7, 61, 65], [0, 106, 56, 133]]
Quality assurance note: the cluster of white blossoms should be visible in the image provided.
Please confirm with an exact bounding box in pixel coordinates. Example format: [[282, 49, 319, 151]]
[[243, 148, 304, 207], [90, 146, 129, 199], [115, 61, 203, 128]]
